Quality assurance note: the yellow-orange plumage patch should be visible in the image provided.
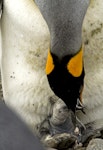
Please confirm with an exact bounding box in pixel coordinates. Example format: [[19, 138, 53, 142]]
[[46, 51, 54, 75], [67, 48, 83, 77]]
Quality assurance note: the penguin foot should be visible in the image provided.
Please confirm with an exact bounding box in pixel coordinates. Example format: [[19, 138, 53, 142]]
[[80, 124, 103, 146]]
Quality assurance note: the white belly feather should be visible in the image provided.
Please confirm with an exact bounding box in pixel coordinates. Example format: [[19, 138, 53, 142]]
[[77, 0, 103, 129], [1, 0, 54, 133]]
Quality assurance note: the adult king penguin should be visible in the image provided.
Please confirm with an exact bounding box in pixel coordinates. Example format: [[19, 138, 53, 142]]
[[77, 0, 103, 134], [0, 0, 54, 136], [35, 0, 89, 113]]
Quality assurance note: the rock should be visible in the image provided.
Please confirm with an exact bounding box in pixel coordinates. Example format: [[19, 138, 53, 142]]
[[76, 148, 86, 150], [46, 148, 57, 150], [86, 138, 103, 150], [43, 133, 76, 149]]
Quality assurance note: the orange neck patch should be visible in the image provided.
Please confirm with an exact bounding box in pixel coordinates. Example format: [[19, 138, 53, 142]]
[[67, 48, 83, 77], [46, 51, 54, 75]]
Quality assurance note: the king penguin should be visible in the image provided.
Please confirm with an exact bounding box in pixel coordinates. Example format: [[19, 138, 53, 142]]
[[0, 0, 54, 136]]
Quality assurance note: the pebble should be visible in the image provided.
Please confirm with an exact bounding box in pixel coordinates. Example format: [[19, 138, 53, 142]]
[[86, 138, 103, 150], [46, 148, 57, 150]]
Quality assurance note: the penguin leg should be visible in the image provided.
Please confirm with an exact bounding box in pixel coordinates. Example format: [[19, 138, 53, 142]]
[[76, 121, 103, 147]]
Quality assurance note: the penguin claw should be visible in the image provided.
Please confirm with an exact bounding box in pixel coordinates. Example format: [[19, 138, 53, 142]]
[[76, 99, 86, 114], [76, 116, 86, 130], [80, 125, 102, 145]]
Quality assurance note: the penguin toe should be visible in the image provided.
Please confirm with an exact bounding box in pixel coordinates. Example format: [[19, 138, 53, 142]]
[[80, 124, 102, 146]]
